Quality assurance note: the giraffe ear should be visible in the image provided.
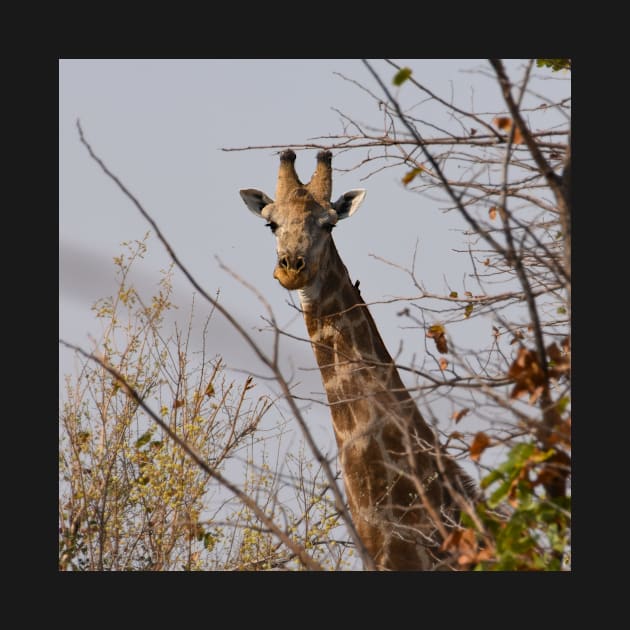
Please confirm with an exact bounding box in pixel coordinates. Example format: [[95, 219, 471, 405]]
[[240, 189, 274, 218], [332, 189, 366, 220]]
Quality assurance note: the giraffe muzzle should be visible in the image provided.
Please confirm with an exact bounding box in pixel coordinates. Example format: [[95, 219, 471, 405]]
[[274, 254, 309, 289], [279, 254, 306, 273]]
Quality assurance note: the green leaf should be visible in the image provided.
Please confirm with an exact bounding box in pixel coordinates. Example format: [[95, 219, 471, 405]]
[[557, 306, 567, 315], [556, 396, 570, 414], [449, 291, 458, 298], [505, 442, 536, 470], [393, 67, 412, 86], [536, 58, 571, 72], [480, 469, 503, 490], [135, 429, 153, 449], [488, 479, 512, 508], [204, 532, 218, 551], [464, 303, 474, 318]]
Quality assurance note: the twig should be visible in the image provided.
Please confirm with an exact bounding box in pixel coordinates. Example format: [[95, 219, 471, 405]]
[[59, 339, 324, 571], [74, 120, 376, 570]]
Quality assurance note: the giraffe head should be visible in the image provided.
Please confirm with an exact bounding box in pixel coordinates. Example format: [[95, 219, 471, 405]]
[[240, 150, 366, 290]]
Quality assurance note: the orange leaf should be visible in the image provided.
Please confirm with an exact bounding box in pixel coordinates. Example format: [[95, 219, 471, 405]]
[[469, 432, 491, 461], [547, 342, 571, 380], [442, 527, 476, 555], [440, 528, 463, 552], [426, 324, 445, 337], [528, 385, 544, 405], [561, 336, 570, 353], [426, 324, 448, 354], [493, 116, 512, 131], [507, 346, 546, 403], [452, 408, 470, 424], [493, 116, 524, 143], [439, 357, 448, 370], [475, 548, 495, 563], [488, 207, 497, 221], [172, 399, 185, 409]]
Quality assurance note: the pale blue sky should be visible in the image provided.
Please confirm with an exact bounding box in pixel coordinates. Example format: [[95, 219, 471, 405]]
[[59, 59, 569, 454]]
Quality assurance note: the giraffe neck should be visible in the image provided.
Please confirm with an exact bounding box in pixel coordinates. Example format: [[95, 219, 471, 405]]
[[297, 240, 460, 570], [301, 242, 391, 384], [298, 240, 434, 441]]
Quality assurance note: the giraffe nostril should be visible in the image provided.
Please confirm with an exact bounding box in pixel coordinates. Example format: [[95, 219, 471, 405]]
[[278, 255, 305, 273]]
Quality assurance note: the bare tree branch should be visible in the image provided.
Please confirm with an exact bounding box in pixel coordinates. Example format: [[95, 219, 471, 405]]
[[59, 339, 324, 571], [74, 120, 376, 570]]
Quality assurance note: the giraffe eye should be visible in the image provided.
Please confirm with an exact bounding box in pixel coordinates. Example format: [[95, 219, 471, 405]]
[[266, 221, 278, 233]]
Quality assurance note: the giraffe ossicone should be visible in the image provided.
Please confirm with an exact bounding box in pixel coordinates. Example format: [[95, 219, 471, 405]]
[[240, 149, 477, 570]]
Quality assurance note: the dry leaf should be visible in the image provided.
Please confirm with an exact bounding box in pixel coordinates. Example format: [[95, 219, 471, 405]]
[[452, 408, 470, 423], [426, 324, 448, 354], [439, 357, 448, 370], [204, 382, 215, 398], [172, 399, 185, 409], [402, 167, 423, 185], [561, 336, 570, 353], [507, 346, 546, 403], [483, 258, 490, 266], [493, 116, 512, 131], [546, 342, 571, 380], [489, 207, 497, 221], [508, 466, 531, 506], [470, 432, 491, 461], [440, 528, 463, 552], [532, 451, 571, 491], [441, 523, 494, 567], [492, 116, 524, 143], [473, 548, 495, 563]]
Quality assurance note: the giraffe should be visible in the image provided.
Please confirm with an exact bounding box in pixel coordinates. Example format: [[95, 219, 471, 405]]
[[240, 149, 477, 571]]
